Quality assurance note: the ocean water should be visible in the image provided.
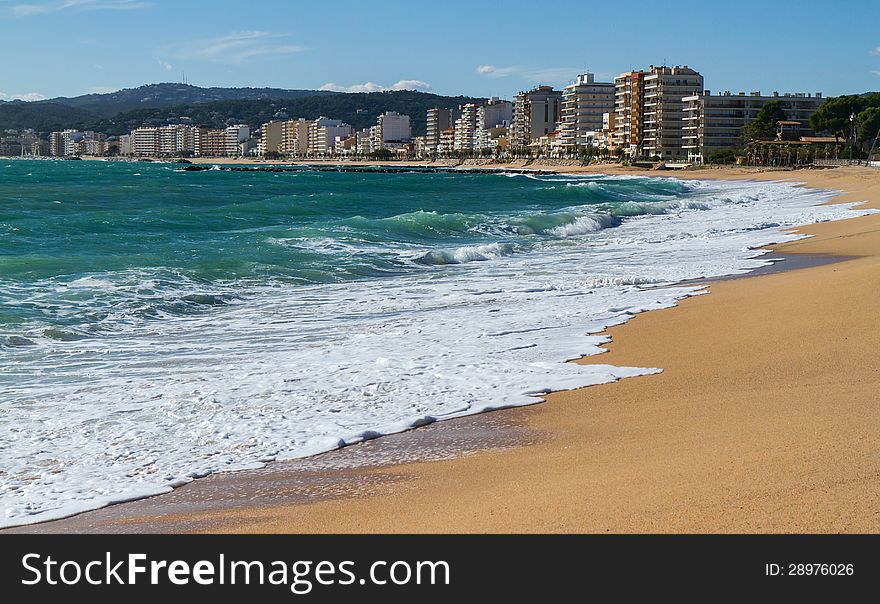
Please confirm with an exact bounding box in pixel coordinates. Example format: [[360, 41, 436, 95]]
[[0, 159, 871, 527]]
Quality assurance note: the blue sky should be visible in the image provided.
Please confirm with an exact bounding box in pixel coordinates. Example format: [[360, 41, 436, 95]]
[[1, 0, 879, 101]]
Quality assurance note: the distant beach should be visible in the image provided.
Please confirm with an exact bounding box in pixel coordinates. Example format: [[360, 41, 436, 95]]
[[3, 163, 878, 533]]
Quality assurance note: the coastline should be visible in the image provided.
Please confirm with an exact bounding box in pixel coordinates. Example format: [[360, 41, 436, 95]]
[[6, 165, 880, 534]]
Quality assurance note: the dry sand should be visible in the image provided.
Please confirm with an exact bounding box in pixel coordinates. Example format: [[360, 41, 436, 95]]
[[205, 166, 880, 533]]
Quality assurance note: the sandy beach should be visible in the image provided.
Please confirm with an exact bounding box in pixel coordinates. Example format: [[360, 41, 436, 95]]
[[8, 164, 880, 534]]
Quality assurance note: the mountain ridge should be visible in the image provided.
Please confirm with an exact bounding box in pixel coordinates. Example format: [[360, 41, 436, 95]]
[[0, 83, 485, 137], [0, 83, 485, 136]]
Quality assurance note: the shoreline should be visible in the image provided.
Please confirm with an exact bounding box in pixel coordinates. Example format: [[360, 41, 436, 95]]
[[5, 165, 880, 534]]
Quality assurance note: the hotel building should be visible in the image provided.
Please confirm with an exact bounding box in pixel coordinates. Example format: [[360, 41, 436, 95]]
[[308, 117, 352, 155], [613, 71, 645, 156], [131, 127, 160, 156], [376, 111, 411, 143], [282, 119, 312, 156], [426, 108, 456, 155], [510, 86, 563, 151], [193, 127, 227, 157], [558, 73, 615, 153], [258, 120, 285, 156], [642, 65, 704, 160], [682, 90, 824, 163], [453, 104, 479, 151], [474, 98, 513, 151], [225, 125, 250, 157]]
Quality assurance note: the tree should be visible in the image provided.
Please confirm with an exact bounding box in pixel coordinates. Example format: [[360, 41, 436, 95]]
[[742, 101, 787, 142], [809, 95, 864, 142], [856, 106, 880, 144]]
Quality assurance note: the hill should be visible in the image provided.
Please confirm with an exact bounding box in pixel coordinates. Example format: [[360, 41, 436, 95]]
[[42, 83, 337, 116], [0, 85, 485, 137]]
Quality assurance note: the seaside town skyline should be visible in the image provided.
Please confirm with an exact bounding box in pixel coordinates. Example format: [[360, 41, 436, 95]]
[[5, 62, 872, 167], [1, 0, 879, 102]]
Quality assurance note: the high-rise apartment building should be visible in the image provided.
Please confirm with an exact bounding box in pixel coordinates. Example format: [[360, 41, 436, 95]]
[[613, 71, 646, 156], [258, 120, 285, 156], [642, 65, 703, 160], [453, 104, 479, 151], [224, 125, 250, 157], [510, 86, 562, 150], [558, 73, 615, 153], [426, 108, 456, 154], [376, 111, 411, 143], [282, 119, 312, 156], [474, 98, 512, 151], [193, 127, 227, 157], [308, 117, 352, 155]]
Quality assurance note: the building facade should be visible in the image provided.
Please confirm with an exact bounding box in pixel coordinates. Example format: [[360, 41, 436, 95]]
[[308, 117, 352, 155], [376, 111, 411, 143], [642, 65, 704, 160], [510, 86, 562, 151], [258, 120, 285, 156], [282, 119, 312, 156], [682, 90, 824, 162], [225, 125, 250, 157], [194, 127, 227, 157], [613, 71, 646, 156], [558, 73, 615, 154], [426, 108, 455, 155], [474, 98, 512, 151], [453, 104, 479, 151]]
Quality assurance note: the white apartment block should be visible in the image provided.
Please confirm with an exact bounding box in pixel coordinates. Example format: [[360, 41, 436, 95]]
[[453, 104, 479, 151], [682, 90, 824, 163], [158, 125, 194, 156], [131, 127, 160, 157], [308, 118, 352, 155], [356, 128, 373, 155], [377, 111, 411, 143], [474, 98, 512, 151], [225, 125, 250, 157], [426, 108, 456, 154], [118, 134, 132, 156], [642, 65, 704, 160], [558, 73, 615, 153]]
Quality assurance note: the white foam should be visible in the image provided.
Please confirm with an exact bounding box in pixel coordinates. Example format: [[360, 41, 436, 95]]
[[0, 178, 874, 527], [547, 214, 616, 237]]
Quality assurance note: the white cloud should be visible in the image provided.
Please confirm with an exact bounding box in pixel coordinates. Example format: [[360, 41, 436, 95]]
[[89, 86, 118, 94], [8, 0, 148, 17], [159, 31, 306, 65], [476, 65, 520, 78], [320, 82, 384, 93], [390, 79, 432, 91], [319, 80, 433, 93], [0, 91, 46, 101], [871, 47, 880, 56], [158, 59, 173, 71], [873, 70, 880, 77]]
